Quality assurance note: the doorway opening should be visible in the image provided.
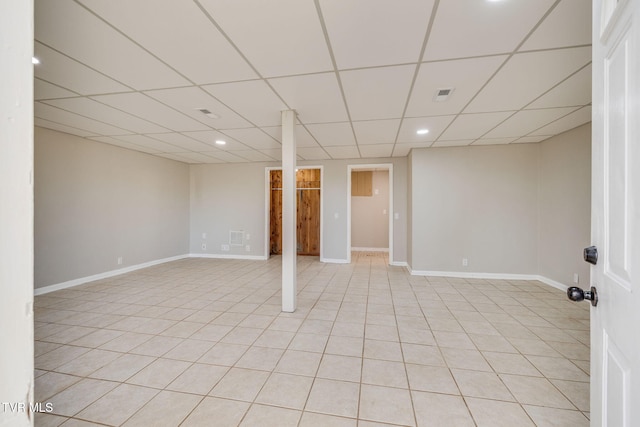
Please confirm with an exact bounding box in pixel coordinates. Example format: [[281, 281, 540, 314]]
[[347, 164, 393, 264], [266, 166, 322, 257]]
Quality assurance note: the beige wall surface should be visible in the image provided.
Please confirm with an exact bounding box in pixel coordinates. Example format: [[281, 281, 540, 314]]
[[34, 127, 190, 288], [409, 143, 540, 274], [351, 170, 390, 249], [190, 157, 408, 263], [538, 124, 591, 286]]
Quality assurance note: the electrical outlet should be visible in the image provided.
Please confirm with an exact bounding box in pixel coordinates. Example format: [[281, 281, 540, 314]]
[[221, 244, 230, 251], [201, 243, 206, 250], [573, 273, 579, 284], [117, 257, 123, 265], [245, 245, 251, 252], [462, 258, 468, 267]]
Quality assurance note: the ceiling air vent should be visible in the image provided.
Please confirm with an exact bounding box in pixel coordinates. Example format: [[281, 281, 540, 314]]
[[196, 108, 220, 119], [433, 87, 454, 102]]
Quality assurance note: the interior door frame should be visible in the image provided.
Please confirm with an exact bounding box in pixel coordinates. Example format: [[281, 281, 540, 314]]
[[264, 165, 324, 260], [347, 163, 394, 264]]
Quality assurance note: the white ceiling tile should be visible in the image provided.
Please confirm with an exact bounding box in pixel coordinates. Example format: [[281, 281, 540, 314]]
[[261, 125, 320, 148], [392, 143, 432, 157], [203, 150, 246, 163], [325, 146, 361, 159], [406, 56, 507, 117], [268, 73, 348, 123], [35, 102, 130, 135], [320, 0, 434, 69], [231, 150, 278, 162], [297, 147, 331, 160], [34, 79, 78, 100], [144, 86, 252, 130], [259, 149, 282, 161], [35, 118, 97, 138], [145, 133, 222, 152], [198, 0, 332, 77], [529, 106, 592, 136], [353, 119, 401, 145], [439, 112, 514, 140], [35, 0, 190, 90], [44, 98, 169, 134], [431, 140, 474, 148], [484, 107, 579, 138], [90, 92, 210, 132], [340, 65, 416, 120], [472, 138, 517, 146], [465, 47, 592, 113], [112, 135, 183, 153], [527, 64, 592, 109], [78, 0, 257, 84], [359, 144, 394, 158], [424, 0, 556, 60], [306, 122, 356, 147], [521, 0, 592, 50], [89, 136, 160, 154], [222, 128, 281, 150], [171, 152, 219, 163], [34, 43, 129, 95], [396, 116, 456, 143], [202, 80, 287, 127], [514, 135, 551, 143], [181, 130, 247, 151], [154, 153, 194, 164]]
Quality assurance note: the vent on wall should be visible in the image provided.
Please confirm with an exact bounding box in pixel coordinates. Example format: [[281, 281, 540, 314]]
[[433, 87, 454, 102], [229, 230, 244, 246]]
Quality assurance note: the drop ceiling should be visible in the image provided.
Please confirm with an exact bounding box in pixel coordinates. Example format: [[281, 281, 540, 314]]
[[34, 0, 592, 164]]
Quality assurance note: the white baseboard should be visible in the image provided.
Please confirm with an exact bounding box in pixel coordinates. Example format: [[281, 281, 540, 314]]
[[189, 253, 268, 261], [351, 247, 389, 252], [406, 267, 569, 291], [321, 258, 350, 264], [34, 254, 190, 296], [389, 261, 408, 267]]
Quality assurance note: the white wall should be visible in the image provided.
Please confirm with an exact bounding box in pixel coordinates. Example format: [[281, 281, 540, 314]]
[[352, 170, 390, 249], [34, 127, 190, 289], [189, 157, 408, 263], [409, 144, 540, 275], [0, 0, 34, 425], [538, 124, 591, 286]]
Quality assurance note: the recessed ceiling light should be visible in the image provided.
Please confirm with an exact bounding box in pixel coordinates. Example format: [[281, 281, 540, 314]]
[[416, 129, 429, 135], [215, 140, 226, 145], [32, 57, 40, 64]]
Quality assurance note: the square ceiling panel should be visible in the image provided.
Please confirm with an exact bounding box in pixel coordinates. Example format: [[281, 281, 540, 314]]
[[36, 0, 189, 90], [268, 73, 348, 124], [34, 79, 77, 101], [198, 0, 332, 77], [424, 0, 556, 60], [203, 80, 287, 127], [261, 125, 320, 148], [147, 133, 223, 152], [297, 147, 331, 160], [529, 106, 591, 136], [145, 86, 252, 130], [320, 0, 434, 69], [341, 65, 415, 121], [521, 0, 592, 51], [108, 134, 184, 153], [406, 56, 506, 117], [465, 46, 592, 113], [35, 102, 130, 136], [325, 146, 360, 159], [438, 112, 514, 141], [89, 136, 160, 154], [359, 144, 394, 158], [306, 122, 356, 147], [353, 120, 401, 145], [483, 107, 579, 139], [35, 118, 96, 138], [221, 128, 281, 150], [79, 0, 257, 85], [527, 64, 592, 109], [396, 116, 456, 143]]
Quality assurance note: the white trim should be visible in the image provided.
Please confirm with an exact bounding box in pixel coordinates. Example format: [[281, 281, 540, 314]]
[[390, 261, 408, 267], [189, 253, 268, 261], [347, 163, 394, 265], [406, 267, 569, 291], [352, 247, 389, 252], [34, 254, 190, 296], [320, 258, 350, 264]]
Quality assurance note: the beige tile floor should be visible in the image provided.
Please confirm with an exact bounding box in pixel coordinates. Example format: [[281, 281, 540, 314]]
[[34, 252, 590, 426]]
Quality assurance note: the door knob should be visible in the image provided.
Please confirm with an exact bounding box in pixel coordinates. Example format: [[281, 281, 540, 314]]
[[567, 286, 598, 307], [584, 246, 598, 265]]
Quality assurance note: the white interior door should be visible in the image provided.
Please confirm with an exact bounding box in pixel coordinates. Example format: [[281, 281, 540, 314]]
[[590, 0, 640, 426]]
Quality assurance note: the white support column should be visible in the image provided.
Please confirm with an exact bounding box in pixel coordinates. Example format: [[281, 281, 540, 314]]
[[281, 110, 297, 312]]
